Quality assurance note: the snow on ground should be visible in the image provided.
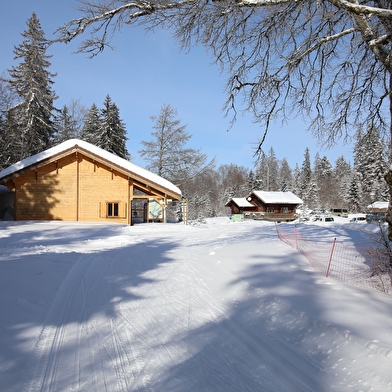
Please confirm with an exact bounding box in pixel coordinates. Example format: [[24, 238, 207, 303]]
[[1, 217, 392, 391]]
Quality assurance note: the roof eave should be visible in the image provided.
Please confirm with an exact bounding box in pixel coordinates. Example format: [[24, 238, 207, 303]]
[[0, 145, 181, 200]]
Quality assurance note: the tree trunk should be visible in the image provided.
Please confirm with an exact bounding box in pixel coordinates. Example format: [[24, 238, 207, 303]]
[[385, 73, 392, 241], [385, 170, 392, 240]]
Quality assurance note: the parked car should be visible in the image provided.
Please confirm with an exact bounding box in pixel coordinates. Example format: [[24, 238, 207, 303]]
[[313, 216, 334, 222], [350, 216, 366, 223]]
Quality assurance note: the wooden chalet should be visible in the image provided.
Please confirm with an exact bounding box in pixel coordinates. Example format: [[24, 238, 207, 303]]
[[367, 201, 389, 213], [0, 139, 181, 225], [226, 191, 303, 222], [224, 197, 257, 215]]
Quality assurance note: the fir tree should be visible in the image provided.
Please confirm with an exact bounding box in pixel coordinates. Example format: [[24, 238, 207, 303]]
[[279, 158, 293, 191], [99, 95, 130, 160], [334, 155, 352, 202], [354, 125, 388, 207], [0, 78, 18, 169], [246, 170, 256, 192], [299, 148, 312, 202], [304, 180, 320, 210], [255, 151, 268, 190], [0, 109, 20, 171], [334, 155, 351, 179], [266, 147, 279, 191], [314, 155, 336, 208], [7, 13, 57, 159], [314, 155, 333, 180], [54, 105, 79, 143], [347, 171, 362, 213], [292, 164, 301, 197], [80, 103, 101, 145]]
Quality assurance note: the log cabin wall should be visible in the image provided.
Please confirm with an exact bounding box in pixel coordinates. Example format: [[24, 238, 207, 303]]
[[78, 154, 129, 224], [10, 152, 130, 223], [12, 154, 78, 221], [250, 196, 265, 212]]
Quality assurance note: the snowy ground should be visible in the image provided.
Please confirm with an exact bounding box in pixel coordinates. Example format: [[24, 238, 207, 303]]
[[1, 217, 392, 391]]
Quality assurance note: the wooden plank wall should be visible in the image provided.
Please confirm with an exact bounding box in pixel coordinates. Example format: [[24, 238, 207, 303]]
[[12, 153, 130, 223]]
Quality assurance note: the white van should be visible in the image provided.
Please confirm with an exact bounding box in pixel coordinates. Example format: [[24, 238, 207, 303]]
[[330, 208, 348, 218]]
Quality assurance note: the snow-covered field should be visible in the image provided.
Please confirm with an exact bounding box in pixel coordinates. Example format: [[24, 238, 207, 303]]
[[1, 217, 392, 391]]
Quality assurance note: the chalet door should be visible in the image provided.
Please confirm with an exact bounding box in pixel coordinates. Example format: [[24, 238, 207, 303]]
[[130, 199, 148, 224]]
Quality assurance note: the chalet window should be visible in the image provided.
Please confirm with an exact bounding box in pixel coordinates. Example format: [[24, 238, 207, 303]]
[[282, 207, 289, 213], [100, 202, 127, 218], [107, 202, 119, 217], [267, 207, 275, 213]]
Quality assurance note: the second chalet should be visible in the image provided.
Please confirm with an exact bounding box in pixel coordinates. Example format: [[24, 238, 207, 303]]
[[226, 190, 303, 222]]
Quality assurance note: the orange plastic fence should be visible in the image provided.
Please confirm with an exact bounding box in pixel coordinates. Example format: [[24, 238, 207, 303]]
[[275, 224, 392, 295]]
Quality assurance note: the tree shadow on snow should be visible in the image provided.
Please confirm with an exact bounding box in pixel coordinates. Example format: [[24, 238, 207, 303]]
[[1, 221, 391, 391], [0, 221, 181, 392]]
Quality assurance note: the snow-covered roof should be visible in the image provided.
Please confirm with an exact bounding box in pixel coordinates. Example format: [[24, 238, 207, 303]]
[[0, 139, 181, 198], [227, 197, 255, 208], [367, 201, 389, 210], [251, 191, 303, 205]]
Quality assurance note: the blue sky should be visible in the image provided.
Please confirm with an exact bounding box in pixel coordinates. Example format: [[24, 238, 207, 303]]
[[0, 0, 354, 170]]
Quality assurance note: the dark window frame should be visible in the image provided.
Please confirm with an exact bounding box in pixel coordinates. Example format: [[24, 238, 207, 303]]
[[107, 202, 119, 217]]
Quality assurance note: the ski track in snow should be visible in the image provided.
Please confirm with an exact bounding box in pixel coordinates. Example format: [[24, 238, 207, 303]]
[[1, 218, 392, 391]]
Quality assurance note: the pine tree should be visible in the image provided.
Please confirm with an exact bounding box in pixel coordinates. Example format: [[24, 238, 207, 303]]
[[255, 151, 268, 190], [246, 170, 256, 192], [347, 171, 362, 213], [354, 125, 388, 208], [266, 147, 279, 191], [0, 110, 20, 171], [80, 103, 101, 145], [299, 148, 312, 203], [279, 158, 293, 191], [7, 13, 57, 159], [54, 105, 79, 143], [314, 155, 333, 180], [0, 78, 18, 169], [314, 155, 336, 208], [292, 164, 301, 197], [99, 95, 129, 160], [299, 148, 320, 210], [334, 156, 351, 179], [334, 155, 352, 203], [304, 180, 320, 210]]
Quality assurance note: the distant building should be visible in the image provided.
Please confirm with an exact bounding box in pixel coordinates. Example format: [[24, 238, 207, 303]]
[[367, 201, 389, 213], [224, 197, 257, 215], [366, 201, 388, 223], [226, 191, 303, 222]]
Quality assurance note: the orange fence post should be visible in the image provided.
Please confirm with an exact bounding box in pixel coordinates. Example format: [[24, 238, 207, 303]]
[[326, 238, 337, 278]]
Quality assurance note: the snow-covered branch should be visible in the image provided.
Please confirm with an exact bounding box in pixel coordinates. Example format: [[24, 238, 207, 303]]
[[55, 0, 197, 49], [329, 0, 392, 18]]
